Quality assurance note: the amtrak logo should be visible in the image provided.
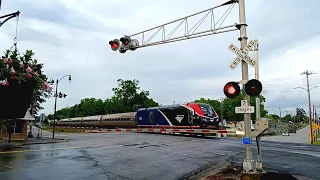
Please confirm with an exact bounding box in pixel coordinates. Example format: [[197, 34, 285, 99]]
[[175, 115, 184, 123]]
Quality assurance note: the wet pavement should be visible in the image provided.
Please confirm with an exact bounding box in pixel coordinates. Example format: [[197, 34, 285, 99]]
[[0, 132, 319, 180], [262, 125, 310, 144]]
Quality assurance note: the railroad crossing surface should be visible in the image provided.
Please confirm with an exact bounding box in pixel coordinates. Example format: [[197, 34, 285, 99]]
[[0, 129, 319, 180]]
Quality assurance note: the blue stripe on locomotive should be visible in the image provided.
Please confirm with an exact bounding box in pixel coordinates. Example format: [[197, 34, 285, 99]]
[[136, 108, 171, 126]]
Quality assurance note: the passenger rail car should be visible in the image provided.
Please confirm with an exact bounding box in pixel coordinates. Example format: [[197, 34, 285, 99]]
[[52, 112, 136, 128], [50, 102, 220, 129]]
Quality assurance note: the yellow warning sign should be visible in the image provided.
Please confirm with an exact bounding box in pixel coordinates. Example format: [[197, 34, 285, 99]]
[[312, 123, 320, 131]]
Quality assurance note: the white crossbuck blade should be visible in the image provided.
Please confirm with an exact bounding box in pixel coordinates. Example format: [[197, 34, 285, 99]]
[[228, 40, 256, 70]]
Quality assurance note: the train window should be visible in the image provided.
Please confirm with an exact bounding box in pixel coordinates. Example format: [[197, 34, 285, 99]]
[[149, 111, 155, 124], [199, 104, 217, 117]]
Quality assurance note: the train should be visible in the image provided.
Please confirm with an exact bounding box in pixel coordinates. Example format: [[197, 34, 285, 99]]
[[50, 102, 221, 129]]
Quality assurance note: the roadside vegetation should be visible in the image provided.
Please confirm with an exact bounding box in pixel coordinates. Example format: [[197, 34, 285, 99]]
[[42, 125, 83, 134]]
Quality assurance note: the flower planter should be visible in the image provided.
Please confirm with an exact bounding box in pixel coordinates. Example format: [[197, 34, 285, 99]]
[[0, 49, 53, 119], [0, 79, 35, 118]]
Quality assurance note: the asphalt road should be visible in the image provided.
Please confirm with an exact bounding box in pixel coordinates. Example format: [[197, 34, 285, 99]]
[[262, 125, 310, 144], [0, 130, 319, 180]]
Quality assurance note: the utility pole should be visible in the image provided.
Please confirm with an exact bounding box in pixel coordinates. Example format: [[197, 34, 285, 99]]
[[313, 105, 315, 121], [278, 107, 282, 119], [301, 70, 316, 144], [285, 111, 289, 122]]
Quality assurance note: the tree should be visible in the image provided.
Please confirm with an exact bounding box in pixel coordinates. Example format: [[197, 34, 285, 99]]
[[50, 78, 159, 119], [283, 114, 293, 122], [111, 79, 158, 112], [295, 107, 307, 123], [195, 92, 268, 122], [194, 98, 220, 114]]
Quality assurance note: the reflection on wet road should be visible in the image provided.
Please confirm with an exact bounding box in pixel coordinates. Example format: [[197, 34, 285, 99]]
[[1, 133, 320, 180]]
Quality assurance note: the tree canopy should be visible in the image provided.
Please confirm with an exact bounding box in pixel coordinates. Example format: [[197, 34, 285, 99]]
[[49, 79, 159, 120], [195, 91, 268, 121], [265, 107, 308, 123], [43, 78, 310, 124]]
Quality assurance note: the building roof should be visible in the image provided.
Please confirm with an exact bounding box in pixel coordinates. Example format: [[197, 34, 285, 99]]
[[19, 109, 35, 121]]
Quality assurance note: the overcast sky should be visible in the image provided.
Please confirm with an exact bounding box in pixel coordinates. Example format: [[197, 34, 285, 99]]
[[0, 0, 319, 117]]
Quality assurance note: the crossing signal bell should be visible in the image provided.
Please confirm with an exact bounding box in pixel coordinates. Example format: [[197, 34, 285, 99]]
[[223, 81, 241, 98], [223, 79, 263, 98]]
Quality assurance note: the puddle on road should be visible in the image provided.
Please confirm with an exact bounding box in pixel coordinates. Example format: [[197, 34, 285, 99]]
[[0, 152, 24, 172], [121, 142, 168, 148]]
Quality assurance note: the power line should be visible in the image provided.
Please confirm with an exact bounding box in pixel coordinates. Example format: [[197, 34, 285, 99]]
[[262, 72, 320, 84]]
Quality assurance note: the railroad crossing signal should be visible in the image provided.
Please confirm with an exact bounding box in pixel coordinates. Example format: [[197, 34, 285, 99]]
[[223, 79, 263, 98], [109, 39, 120, 51], [245, 79, 262, 96], [223, 81, 241, 98], [229, 40, 256, 70], [58, 92, 67, 98], [109, 36, 139, 53]]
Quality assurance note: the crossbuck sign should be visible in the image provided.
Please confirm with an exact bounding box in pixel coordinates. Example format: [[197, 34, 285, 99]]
[[228, 40, 256, 70]]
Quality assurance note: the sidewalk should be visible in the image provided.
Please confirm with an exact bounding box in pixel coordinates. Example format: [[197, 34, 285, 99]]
[[0, 126, 68, 151], [0, 137, 67, 151]]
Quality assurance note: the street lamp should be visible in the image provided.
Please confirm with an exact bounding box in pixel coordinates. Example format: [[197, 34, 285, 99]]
[[52, 75, 71, 139], [293, 85, 318, 144]]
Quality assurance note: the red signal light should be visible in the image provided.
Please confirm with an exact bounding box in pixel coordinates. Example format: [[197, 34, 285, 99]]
[[111, 42, 118, 49], [223, 82, 240, 98], [109, 39, 120, 51]]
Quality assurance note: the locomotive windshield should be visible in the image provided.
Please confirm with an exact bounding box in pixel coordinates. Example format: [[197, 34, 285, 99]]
[[198, 103, 217, 118]]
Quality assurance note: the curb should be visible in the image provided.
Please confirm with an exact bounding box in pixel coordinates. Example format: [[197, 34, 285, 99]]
[[179, 158, 233, 180], [20, 139, 68, 146], [0, 139, 68, 151]]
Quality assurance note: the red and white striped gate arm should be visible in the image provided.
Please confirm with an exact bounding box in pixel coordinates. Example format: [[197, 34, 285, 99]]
[[81, 128, 236, 135]]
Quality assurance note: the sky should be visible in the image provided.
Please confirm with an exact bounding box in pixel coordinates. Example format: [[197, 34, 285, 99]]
[[0, 0, 319, 118]]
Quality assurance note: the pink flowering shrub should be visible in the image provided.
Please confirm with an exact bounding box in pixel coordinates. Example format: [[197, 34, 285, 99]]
[[0, 49, 53, 93]]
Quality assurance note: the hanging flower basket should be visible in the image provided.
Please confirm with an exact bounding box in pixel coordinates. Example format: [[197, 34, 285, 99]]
[[0, 49, 53, 118]]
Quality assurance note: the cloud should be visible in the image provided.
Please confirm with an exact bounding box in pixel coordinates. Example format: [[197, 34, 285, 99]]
[[0, 0, 319, 116]]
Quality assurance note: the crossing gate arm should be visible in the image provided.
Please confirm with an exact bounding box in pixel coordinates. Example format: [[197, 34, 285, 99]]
[[81, 128, 237, 136], [250, 118, 277, 138]]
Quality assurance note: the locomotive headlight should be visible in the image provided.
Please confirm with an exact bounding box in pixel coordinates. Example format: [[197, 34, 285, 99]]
[[202, 117, 208, 122]]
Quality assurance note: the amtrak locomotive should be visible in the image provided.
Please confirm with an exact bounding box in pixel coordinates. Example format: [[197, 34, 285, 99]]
[[52, 102, 220, 129], [136, 102, 219, 129]]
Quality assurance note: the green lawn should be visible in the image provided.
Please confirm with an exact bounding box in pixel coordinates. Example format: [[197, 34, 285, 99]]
[[314, 140, 320, 145], [42, 126, 84, 133]]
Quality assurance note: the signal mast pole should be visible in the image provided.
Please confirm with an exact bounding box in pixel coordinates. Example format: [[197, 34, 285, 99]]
[[110, 0, 257, 173], [238, 0, 255, 172]]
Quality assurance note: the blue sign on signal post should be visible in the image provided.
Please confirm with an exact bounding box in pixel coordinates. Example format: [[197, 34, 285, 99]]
[[242, 137, 252, 145]]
